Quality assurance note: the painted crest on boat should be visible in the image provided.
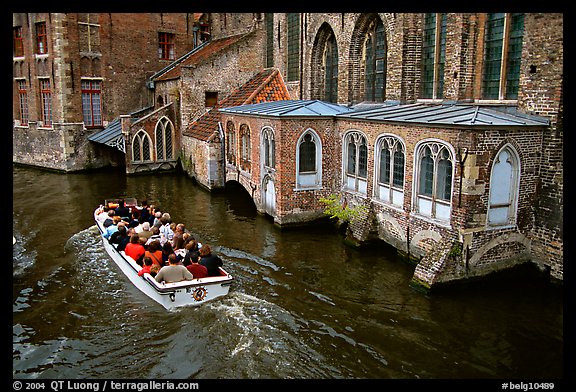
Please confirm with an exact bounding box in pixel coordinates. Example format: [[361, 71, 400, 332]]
[[192, 287, 207, 301]]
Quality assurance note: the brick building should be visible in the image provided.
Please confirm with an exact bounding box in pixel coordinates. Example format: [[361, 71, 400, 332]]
[[216, 13, 563, 288], [12, 12, 207, 170], [12, 13, 562, 288]]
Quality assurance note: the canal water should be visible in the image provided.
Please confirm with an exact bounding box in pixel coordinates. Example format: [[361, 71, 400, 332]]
[[13, 165, 563, 380]]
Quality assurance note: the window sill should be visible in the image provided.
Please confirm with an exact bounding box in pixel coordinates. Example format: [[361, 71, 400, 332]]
[[411, 212, 452, 229]]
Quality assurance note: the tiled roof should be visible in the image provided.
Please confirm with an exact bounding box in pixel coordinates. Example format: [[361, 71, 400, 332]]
[[155, 32, 251, 82], [184, 68, 291, 141]]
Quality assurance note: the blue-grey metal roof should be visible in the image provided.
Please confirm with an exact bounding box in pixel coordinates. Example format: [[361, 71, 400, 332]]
[[220, 100, 548, 127], [87, 118, 125, 152], [338, 103, 550, 127], [219, 99, 354, 117]]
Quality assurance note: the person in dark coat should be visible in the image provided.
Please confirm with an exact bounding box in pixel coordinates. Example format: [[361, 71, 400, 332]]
[[198, 244, 223, 277]]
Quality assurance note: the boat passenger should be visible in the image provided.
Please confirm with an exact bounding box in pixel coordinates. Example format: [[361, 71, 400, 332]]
[[138, 256, 154, 277], [144, 240, 163, 267], [110, 223, 130, 252], [138, 221, 153, 240], [139, 200, 151, 223], [103, 216, 122, 239], [125, 234, 146, 265], [198, 244, 224, 277], [159, 213, 174, 245], [127, 211, 140, 229], [115, 200, 130, 221], [152, 211, 163, 229], [155, 254, 194, 283], [161, 241, 178, 264], [102, 209, 116, 228], [96, 206, 111, 225], [172, 223, 186, 250], [149, 263, 160, 277], [145, 226, 161, 246], [185, 251, 208, 279]]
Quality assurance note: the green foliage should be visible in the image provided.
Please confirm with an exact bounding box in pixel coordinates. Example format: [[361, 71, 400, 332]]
[[319, 194, 368, 223], [447, 242, 463, 258]]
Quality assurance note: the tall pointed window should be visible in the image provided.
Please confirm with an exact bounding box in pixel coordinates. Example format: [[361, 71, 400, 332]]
[[226, 121, 236, 165], [415, 141, 454, 221], [286, 13, 300, 82], [132, 130, 152, 162], [324, 34, 338, 103], [262, 127, 275, 169], [375, 136, 405, 207], [421, 13, 447, 99], [364, 19, 386, 102], [265, 13, 274, 68], [240, 124, 251, 172], [155, 117, 173, 160], [488, 145, 520, 226], [344, 131, 368, 194], [482, 13, 524, 100], [296, 129, 322, 189]]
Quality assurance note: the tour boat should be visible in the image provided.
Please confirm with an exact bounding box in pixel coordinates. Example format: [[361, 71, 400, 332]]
[[94, 198, 234, 310]]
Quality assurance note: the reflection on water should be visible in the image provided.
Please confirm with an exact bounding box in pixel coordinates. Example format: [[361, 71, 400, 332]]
[[13, 166, 563, 379]]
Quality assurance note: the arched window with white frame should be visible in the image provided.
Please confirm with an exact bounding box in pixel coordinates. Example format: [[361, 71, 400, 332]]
[[132, 129, 152, 162], [155, 116, 174, 161], [414, 140, 454, 221], [261, 126, 275, 170], [343, 131, 368, 194], [296, 129, 322, 189], [375, 135, 405, 207], [487, 144, 520, 227]]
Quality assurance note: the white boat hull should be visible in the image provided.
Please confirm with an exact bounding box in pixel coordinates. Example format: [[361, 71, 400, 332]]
[[94, 208, 233, 310]]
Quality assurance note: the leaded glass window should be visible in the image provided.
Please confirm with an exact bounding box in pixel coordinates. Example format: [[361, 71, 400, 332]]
[[155, 117, 173, 160], [299, 133, 316, 173], [376, 136, 405, 206], [482, 13, 524, 100], [415, 141, 454, 221], [364, 19, 386, 102], [421, 13, 446, 99], [324, 34, 338, 103], [287, 13, 300, 82], [133, 130, 152, 162], [344, 131, 368, 194]]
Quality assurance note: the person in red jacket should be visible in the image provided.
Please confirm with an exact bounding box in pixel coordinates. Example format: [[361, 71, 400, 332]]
[[124, 234, 145, 265], [138, 256, 154, 277], [185, 251, 208, 279]]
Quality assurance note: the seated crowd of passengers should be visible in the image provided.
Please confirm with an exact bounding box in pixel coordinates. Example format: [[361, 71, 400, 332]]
[[96, 200, 223, 283]]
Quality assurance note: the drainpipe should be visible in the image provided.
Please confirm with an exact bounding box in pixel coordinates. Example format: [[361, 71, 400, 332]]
[[218, 122, 225, 188], [457, 147, 468, 208]]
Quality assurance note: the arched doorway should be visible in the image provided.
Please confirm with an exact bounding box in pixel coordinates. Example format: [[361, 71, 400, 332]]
[[262, 175, 276, 218]]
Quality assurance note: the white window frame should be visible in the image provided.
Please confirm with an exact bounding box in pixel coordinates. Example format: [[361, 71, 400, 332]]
[[486, 143, 521, 228], [132, 129, 153, 163], [412, 139, 455, 224], [295, 128, 323, 190], [342, 130, 368, 194], [373, 134, 405, 208]]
